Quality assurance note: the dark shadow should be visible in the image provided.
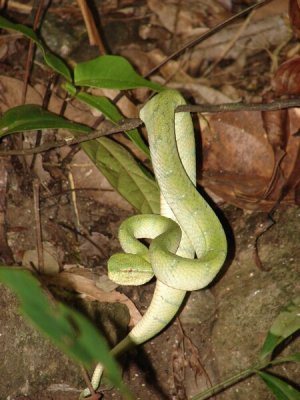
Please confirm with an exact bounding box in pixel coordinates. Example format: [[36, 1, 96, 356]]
[[271, 329, 300, 361], [196, 185, 236, 285], [48, 282, 170, 398], [48, 284, 129, 347], [260, 369, 300, 392], [123, 344, 170, 400]]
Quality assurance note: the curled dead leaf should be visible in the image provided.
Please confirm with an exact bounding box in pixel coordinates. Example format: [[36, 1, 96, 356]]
[[272, 56, 300, 95], [262, 108, 289, 150]]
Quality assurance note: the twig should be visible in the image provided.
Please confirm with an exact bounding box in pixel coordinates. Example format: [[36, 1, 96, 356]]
[[21, 0, 48, 104], [61, 146, 81, 170], [0, 0, 32, 13], [67, 168, 81, 235], [176, 317, 215, 398], [76, 0, 106, 54], [57, 222, 105, 257], [253, 216, 275, 271], [30, 73, 58, 171], [0, 118, 142, 156], [33, 178, 44, 274], [1, 97, 300, 157], [176, 98, 300, 113]]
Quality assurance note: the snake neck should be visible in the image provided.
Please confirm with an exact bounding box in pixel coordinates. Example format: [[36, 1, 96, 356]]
[[128, 280, 186, 344], [141, 90, 226, 259]]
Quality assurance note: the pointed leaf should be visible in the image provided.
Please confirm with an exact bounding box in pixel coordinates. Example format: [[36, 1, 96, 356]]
[[278, 353, 300, 364], [256, 371, 300, 400], [0, 16, 71, 81], [0, 105, 91, 137], [81, 137, 160, 213], [260, 297, 300, 361], [64, 82, 123, 122], [0, 267, 133, 399], [74, 55, 162, 91], [64, 83, 149, 157]]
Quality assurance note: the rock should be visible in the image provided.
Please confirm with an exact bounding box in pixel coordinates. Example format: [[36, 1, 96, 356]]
[[0, 284, 129, 399]]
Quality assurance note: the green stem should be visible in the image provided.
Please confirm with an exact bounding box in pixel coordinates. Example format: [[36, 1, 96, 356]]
[[190, 365, 257, 400], [190, 354, 294, 400]]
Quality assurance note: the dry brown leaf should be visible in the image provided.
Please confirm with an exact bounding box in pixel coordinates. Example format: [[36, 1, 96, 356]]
[[272, 56, 300, 95], [189, 13, 289, 71], [199, 107, 300, 211], [289, 0, 300, 38], [0, 75, 42, 111], [279, 108, 300, 197], [147, 0, 230, 37], [44, 270, 142, 327], [253, 0, 288, 20]]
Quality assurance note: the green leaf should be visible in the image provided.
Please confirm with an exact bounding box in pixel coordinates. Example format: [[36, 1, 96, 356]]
[[0, 105, 91, 137], [277, 353, 300, 364], [74, 55, 162, 91], [256, 371, 300, 400], [0, 16, 71, 81], [286, 353, 300, 363], [63, 83, 149, 157], [82, 137, 160, 214], [0, 267, 133, 399], [260, 297, 300, 362], [77, 92, 124, 122]]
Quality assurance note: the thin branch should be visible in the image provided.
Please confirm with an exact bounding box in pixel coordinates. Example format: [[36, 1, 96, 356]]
[[176, 98, 300, 113], [76, 0, 106, 54], [1, 97, 299, 157], [30, 73, 58, 170], [0, 118, 142, 156], [33, 178, 44, 274], [22, 0, 49, 103]]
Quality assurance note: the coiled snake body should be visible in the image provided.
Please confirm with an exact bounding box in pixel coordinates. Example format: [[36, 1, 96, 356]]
[[82, 89, 227, 397]]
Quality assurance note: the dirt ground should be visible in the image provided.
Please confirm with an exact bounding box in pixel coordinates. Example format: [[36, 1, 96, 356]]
[[0, 1, 299, 399]]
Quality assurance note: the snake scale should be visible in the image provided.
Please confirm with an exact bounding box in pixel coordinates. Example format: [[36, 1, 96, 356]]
[[81, 89, 227, 397]]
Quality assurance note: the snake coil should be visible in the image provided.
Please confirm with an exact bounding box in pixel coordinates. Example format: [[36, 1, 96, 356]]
[[81, 89, 227, 398]]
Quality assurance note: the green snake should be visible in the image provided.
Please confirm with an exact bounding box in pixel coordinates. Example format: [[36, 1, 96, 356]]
[[81, 89, 227, 397]]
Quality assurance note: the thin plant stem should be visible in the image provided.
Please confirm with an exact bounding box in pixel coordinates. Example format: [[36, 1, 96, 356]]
[[190, 366, 257, 400], [190, 354, 295, 400]]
